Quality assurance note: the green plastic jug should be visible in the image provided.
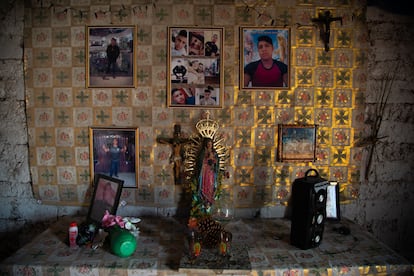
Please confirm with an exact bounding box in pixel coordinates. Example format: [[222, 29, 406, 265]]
[[109, 227, 137, 258]]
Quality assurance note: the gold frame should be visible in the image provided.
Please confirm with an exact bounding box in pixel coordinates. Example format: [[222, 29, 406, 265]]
[[89, 127, 139, 188], [86, 25, 137, 88], [167, 26, 224, 107], [240, 27, 290, 90]]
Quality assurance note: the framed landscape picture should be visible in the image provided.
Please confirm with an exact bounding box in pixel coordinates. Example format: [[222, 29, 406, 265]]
[[167, 27, 224, 107], [86, 25, 137, 88], [89, 127, 139, 188], [278, 124, 317, 162], [240, 27, 290, 90]]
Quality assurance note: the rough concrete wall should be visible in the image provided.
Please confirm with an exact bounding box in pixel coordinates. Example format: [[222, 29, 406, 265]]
[[351, 6, 414, 262], [0, 0, 84, 260]]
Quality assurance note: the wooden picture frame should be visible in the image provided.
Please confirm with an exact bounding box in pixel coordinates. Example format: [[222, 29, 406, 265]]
[[167, 27, 224, 107], [240, 27, 290, 90], [326, 181, 341, 220], [87, 174, 123, 225], [89, 127, 139, 188], [86, 25, 137, 88], [278, 124, 317, 162]]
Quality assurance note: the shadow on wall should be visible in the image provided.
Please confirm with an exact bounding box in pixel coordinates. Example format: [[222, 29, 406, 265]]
[[0, 220, 56, 261], [367, 0, 414, 15]]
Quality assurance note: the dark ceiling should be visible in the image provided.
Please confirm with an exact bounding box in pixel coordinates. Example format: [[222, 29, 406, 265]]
[[367, 0, 413, 16]]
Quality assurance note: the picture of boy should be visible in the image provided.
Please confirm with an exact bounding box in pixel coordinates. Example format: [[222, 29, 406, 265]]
[[171, 29, 187, 56]]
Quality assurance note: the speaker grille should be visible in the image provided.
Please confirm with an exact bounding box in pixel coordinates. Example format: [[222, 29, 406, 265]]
[[290, 177, 328, 250]]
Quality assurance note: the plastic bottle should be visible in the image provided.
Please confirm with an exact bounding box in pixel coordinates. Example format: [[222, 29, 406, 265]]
[[68, 222, 78, 249]]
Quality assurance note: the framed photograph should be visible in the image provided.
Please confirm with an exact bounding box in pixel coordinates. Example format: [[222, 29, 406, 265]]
[[278, 124, 317, 162], [87, 174, 123, 225], [167, 27, 224, 107], [326, 181, 341, 220], [86, 25, 137, 88], [240, 27, 290, 90], [89, 127, 139, 188]]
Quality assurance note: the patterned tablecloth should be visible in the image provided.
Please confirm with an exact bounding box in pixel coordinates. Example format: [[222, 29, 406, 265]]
[[1, 216, 412, 275]]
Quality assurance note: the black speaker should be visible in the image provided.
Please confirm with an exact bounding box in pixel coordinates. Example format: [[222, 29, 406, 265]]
[[290, 169, 328, 249]]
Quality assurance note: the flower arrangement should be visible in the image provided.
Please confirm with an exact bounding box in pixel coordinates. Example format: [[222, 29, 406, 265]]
[[102, 210, 141, 236]]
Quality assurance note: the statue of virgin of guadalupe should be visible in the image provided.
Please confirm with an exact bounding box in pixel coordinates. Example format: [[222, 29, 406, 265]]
[[197, 138, 219, 208], [183, 112, 229, 217]]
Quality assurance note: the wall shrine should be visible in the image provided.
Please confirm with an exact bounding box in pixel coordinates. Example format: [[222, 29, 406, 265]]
[[24, 0, 368, 210]]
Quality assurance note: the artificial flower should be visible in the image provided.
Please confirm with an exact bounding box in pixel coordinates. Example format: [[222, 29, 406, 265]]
[[101, 210, 141, 236]]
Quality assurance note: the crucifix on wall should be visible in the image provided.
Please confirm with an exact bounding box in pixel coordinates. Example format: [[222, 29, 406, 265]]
[[156, 124, 190, 185], [311, 10, 343, 52]]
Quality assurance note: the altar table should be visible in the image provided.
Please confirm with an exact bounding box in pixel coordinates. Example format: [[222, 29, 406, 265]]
[[1, 216, 412, 275]]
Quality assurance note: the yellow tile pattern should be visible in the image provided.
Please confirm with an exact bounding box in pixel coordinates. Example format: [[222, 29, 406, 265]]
[[24, 1, 368, 207]]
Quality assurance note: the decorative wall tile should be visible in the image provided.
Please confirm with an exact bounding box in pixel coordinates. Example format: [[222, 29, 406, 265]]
[[253, 166, 274, 185], [70, 68, 85, 87], [112, 107, 133, 126], [172, 5, 194, 25], [315, 68, 333, 87], [275, 107, 294, 124], [136, 185, 154, 204], [131, 4, 152, 25], [233, 185, 254, 207], [39, 185, 60, 201], [213, 5, 235, 25], [32, 27, 52, 48], [315, 108, 332, 127], [255, 91, 274, 106], [75, 146, 89, 166], [52, 27, 71, 46], [255, 127, 275, 146], [138, 166, 154, 186], [234, 147, 254, 167], [34, 108, 54, 127], [33, 68, 53, 87], [24, 1, 367, 207], [154, 185, 174, 205], [295, 87, 314, 106], [332, 128, 351, 146], [53, 87, 73, 106], [57, 166, 77, 184], [334, 88, 352, 107], [295, 47, 315, 67], [51, 8, 72, 27], [89, 5, 111, 25]]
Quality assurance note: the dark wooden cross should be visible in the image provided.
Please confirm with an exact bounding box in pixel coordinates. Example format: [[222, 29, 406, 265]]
[[157, 124, 190, 185], [311, 10, 342, 52]]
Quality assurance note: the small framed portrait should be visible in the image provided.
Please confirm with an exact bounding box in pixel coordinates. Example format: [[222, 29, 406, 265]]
[[87, 174, 123, 225], [240, 27, 290, 90], [167, 27, 224, 107], [326, 181, 341, 220], [89, 127, 139, 188], [86, 25, 137, 88], [278, 124, 317, 162]]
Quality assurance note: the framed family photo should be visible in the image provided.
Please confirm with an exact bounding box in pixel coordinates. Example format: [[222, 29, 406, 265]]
[[278, 124, 317, 162], [240, 27, 290, 90], [89, 127, 139, 188], [167, 26, 224, 108], [86, 25, 137, 88], [87, 174, 123, 224]]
